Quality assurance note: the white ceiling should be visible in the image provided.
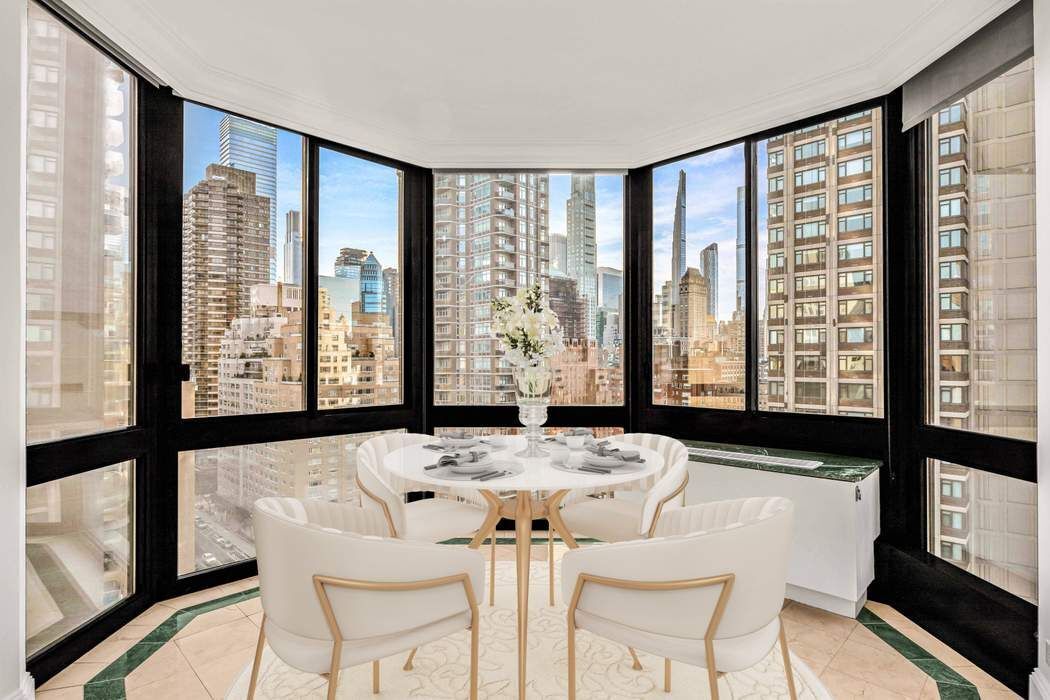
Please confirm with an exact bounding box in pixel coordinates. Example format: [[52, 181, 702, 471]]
[[70, 0, 1018, 168]]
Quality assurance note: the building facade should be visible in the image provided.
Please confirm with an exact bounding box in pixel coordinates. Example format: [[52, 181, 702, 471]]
[[283, 209, 302, 286], [566, 174, 597, 339], [219, 115, 278, 282]]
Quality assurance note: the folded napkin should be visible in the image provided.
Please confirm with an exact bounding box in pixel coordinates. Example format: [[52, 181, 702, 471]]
[[440, 430, 474, 440], [431, 450, 490, 469], [585, 444, 642, 462]]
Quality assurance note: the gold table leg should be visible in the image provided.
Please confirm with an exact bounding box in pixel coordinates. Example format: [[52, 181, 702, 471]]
[[545, 489, 578, 550], [469, 490, 503, 550], [514, 491, 533, 699]]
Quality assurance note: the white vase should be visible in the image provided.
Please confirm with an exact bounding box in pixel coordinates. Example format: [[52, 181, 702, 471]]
[[514, 363, 552, 458]]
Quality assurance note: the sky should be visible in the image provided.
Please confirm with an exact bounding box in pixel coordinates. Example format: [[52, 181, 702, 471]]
[[547, 174, 624, 270], [652, 143, 745, 321]]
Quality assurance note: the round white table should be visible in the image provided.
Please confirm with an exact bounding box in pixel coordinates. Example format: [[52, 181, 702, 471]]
[[382, 436, 665, 699]]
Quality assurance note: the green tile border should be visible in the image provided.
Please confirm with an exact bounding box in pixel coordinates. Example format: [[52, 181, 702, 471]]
[[82, 587, 260, 700], [858, 607, 980, 699]]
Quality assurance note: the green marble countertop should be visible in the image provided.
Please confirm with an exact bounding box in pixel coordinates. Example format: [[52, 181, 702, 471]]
[[683, 440, 881, 483]]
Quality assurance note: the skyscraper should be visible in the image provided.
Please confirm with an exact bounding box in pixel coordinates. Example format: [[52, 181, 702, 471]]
[[670, 169, 687, 306], [382, 267, 400, 349], [220, 115, 278, 282], [736, 185, 746, 312], [548, 276, 587, 342], [550, 232, 568, 275], [283, 210, 302, 286], [182, 164, 271, 416], [566, 175, 597, 339], [360, 253, 384, 314], [699, 243, 718, 318], [597, 267, 623, 310]]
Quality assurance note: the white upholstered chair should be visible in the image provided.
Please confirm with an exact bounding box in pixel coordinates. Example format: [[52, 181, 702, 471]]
[[250, 497, 485, 700], [557, 433, 690, 544], [561, 496, 797, 700]]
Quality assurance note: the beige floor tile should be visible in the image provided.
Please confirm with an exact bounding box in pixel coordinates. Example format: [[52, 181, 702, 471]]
[[35, 687, 85, 700], [819, 666, 915, 700], [125, 642, 194, 690], [161, 585, 231, 611], [191, 645, 256, 698], [76, 623, 154, 665], [826, 635, 929, 697], [949, 663, 1022, 699], [131, 603, 178, 628], [248, 612, 264, 627], [38, 661, 107, 690], [918, 677, 940, 700], [854, 616, 977, 669], [781, 614, 848, 675], [125, 669, 211, 700], [220, 576, 259, 595], [782, 601, 857, 642], [176, 617, 261, 669], [173, 605, 246, 640], [235, 597, 262, 617]]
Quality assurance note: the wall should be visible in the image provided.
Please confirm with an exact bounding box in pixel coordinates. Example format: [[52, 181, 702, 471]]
[[1035, 0, 1050, 696], [0, 1, 30, 698]]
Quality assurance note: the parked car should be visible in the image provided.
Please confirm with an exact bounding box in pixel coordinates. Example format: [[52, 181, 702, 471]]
[[201, 552, 219, 567]]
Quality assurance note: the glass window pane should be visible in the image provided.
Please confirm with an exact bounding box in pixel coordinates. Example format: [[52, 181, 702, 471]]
[[317, 149, 402, 408], [181, 105, 305, 418], [652, 147, 746, 408], [27, 461, 134, 656], [433, 173, 624, 406], [177, 430, 402, 574], [26, 3, 134, 444], [927, 459, 1036, 603], [758, 109, 884, 416], [926, 59, 1036, 441]]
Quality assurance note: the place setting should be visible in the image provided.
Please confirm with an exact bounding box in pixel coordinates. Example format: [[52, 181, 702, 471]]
[[550, 441, 647, 475], [423, 448, 522, 482], [423, 430, 513, 454]]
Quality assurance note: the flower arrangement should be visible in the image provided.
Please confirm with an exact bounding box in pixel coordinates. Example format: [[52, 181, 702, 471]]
[[491, 283, 564, 368]]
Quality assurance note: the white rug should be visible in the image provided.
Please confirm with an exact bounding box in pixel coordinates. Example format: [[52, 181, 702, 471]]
[[228, 560, 830, 699]]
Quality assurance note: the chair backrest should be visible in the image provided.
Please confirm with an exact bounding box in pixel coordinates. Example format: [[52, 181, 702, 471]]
[[355, 432, 432, 537], [619, 433, 688, 481], [254, 497, 484, 646], [639, 459, 689, 536], [562, 496, 793, 643]]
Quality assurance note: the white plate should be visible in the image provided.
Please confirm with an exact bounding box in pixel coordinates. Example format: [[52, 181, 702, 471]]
[[550, 461, 642, 475], [441, 437, 480, 448], [433, 461, 522, 481], [583, 454, 631, 468], [448, 457, 494, 474]]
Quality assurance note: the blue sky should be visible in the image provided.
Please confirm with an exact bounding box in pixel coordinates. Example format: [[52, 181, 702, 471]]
[[652, 144, 745, 321], [547, 174, 623, 270]]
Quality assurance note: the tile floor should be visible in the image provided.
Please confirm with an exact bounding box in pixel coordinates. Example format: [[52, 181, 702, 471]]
[[36, 540, 1021, 700]]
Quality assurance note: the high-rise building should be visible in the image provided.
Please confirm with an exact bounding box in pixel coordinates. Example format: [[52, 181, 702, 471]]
[[699, 243, 718, 318], [283, 210, 302, 285], [360, 252, 384, 314], [219, 115, 278, 282], [182, 164, 271, 416], [925, 59, 1037, 602], [566, 175, 597, 339], [334, 247, 369, 279], [670, 169, 687, 306], [550, 232, 568, 275], [675, 267, 710, 345], [549, 276, 587, 342], [598, 266, 623, 310], [736, 185, 746, 312], [382, 267, 400, 350], [763, 109, 884, 416], [433, 173, 549, 405]]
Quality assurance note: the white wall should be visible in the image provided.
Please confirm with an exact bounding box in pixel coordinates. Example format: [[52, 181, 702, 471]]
[[1035, 0, 1050, 697], [0, 0, 29, 697]]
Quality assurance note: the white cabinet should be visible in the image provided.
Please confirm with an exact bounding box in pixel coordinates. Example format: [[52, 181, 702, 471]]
[[685, 460, 880, 618]]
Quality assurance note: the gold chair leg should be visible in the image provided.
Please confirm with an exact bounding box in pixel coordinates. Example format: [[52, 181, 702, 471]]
[[326, 643, 342, 700], [247, 614, 266, 699], [779, 614, 799, 700], [402, 647, 417, 671], [664, 658, 671, 692], [489, 527, 496, 607], [628, 646, 644, 671], [548, 527, 555, 606], [567, 619, 577, 700], [372, 659, 380, 694], [470, 610, 479, 700]]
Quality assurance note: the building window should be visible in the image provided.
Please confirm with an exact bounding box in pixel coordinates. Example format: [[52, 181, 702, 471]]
[[838, 184, 872, 206], [794, 167, 826, 187], [938, 103, 964, 125], [182, 105, 306, 418], [769, 201, 784, 218], [794, 381, 827, 404], [769, 252, 785, 269], [794, 221, 826, 240], [839, 212, 873, 233], [652, 147, 744, 409], [839, 354, 873, 373], [939, 323, 967, 342], [769, 176, 784, 192], [839, 298, 873, 317], [837, 128, 872, 150], [939, 229, 966, 250], [939, 292, 967, 311], [838, 156, 872, 178], [838, 241, 872, 260], [839, 270, 873, 288], [769, 227, 784, 243], [939, 135, 964, 156], [769, 150, 784, 167], [839, 326, 873, 344], [938, 260, 966, 280], [939, 167, 964, 187], [793, 139, 826, 161], [794, 274, 826, 292], [939, 197, 965, 218], [795, 301, 825, 319], [794, 193, 826, 214], [794, 248, 825, 266]]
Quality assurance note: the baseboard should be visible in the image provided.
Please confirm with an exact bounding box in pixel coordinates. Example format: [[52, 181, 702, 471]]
[[1030, 667, 1050, 700], [787, 583, 867, 618], [3, 672, 34, 700]]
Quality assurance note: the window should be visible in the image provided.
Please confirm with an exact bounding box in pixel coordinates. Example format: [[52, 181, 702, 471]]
[[769, 176, 784, 192], [838, 242, 872, 260], [837, 128, 871, 150], [438, 173, 622, 406], [769, 252, 785, 269], [769, 227, 784, 243], [182, 105, 305, 418], [27, 462, 134, 657], [319, 148, 402, 408], [653, 147, 745, 408], [769, 201, 784, 218], [794, 193, 825, 214], [928, 459, 1033, 604], [769, 304, 785, 320], [839, 355, 873, 373], [839, 212, 872, 233], [758, 111, 883, 415], [794, 221, 826, 240], [839, 383, 873, 402], [794, 381, 826, 404], [838, 184, 872, 206], [926, 59, 1036, 441], [794, 167, 825, 187], [25, 5, 135, 445], [940, 386, 967, 405], [838, 156, 872, 178], [768, 150, 784, 167], [795, 328, 826, 345], [794, 355, 826, 375], [178, 431, 402, 574], [793, 139, 825, 161]]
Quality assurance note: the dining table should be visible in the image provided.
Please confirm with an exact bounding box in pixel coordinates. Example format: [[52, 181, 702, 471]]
[[381, 434, 665, 699]]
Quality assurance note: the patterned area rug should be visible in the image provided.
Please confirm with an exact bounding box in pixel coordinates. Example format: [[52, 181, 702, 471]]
[[227, 560, 830, 699]]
